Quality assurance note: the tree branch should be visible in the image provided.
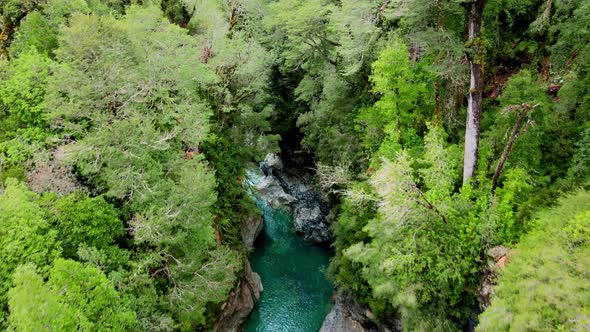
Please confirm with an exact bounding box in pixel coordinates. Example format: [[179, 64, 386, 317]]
[[411, 184, 448, 224], [491, 103, 539, 191]]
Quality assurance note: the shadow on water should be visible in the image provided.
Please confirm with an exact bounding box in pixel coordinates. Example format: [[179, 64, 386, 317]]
[[244, 177, 333, 332]]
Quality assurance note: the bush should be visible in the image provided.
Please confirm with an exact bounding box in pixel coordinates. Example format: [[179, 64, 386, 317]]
[[477, 190, 590, 331]]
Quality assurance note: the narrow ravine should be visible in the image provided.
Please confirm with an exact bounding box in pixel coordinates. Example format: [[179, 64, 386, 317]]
[[243, 166, 333, 331]]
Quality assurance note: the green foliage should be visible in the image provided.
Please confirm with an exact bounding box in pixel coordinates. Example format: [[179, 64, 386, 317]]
[[296, 66, 364, 166], [550, 0, 590, 70], [8, 259, 136, 331], [477, 190, 590, 331], [1, 0, 590, 330], [263, 0, 336, 69], [201, 132, 258, 245], [483, 0, 544, 62], [40, 192, 124, 259], [548, 1, 590, 186], [0, 0, 40, 20], [8, 11, 57, 57], [468, 166, 536, 250], [179, 0, 279, 246], [0, 48, 52, 182], [0, 179, 61, 325], [481, 70, 552, 180], [330, 0, 391, 76], [332, 124, 535, 330], [0, 48, 51, 127], [7, 264, 74, 332], [0, 127, 50, 174], [344, 127, 475, 326], [264, 0, 399, 169], [328, 183, 391, 316], [358, 38, 435, 162], [2, 1, 271, 327], [43, 7, 241, 329], [7, 0, 112, 58], [567, 124, 590, 184]]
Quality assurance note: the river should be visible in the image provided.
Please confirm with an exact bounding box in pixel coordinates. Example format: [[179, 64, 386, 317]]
[[244, 169, 333, 331]]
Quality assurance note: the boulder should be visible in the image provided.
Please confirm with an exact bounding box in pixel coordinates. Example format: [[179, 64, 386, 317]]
[[478, 245, 513, 308], [293, 204, 331, 244], [263, 153, 283, 170], [254, 175, 296, 208]]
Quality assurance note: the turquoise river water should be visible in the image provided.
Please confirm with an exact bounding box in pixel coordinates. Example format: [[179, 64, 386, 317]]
[[243, 184, 333, 331]]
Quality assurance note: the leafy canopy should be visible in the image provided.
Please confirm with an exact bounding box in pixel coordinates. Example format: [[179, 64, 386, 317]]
[[8, 259, 136, 331], [478, 190, 590, 331]]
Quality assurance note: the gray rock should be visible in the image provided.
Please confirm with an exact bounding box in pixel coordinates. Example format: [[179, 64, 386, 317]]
[[214, 211, 264, 330], [214, 260, 263, 332], [288, 179, 332, 243], [254, 175, 296, 208], [240, 213, 263, 250], [321, 292, 400, 332], [487, 245, 510, 261], [320, 296, 367, 332], [264, 153, 283, 170], [255, 154, 333, 244]]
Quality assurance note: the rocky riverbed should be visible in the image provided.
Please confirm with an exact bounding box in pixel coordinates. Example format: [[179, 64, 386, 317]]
[[255, 153, 332, 244]]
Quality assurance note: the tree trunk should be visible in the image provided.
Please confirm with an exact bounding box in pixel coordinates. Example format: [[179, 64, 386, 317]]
[[491, 103, 537, 191], [462, 0, 486, 184], [0, 17, 14, 59]]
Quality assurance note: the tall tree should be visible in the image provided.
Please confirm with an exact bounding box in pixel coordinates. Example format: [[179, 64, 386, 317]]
[[45, 8, 241, 328], [461, 0, 487, 183]]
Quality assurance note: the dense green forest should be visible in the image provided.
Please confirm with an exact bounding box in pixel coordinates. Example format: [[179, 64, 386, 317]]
[[0, 0, 588, 331]]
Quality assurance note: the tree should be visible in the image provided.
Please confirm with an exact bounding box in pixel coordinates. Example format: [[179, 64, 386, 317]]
[[40, 192, 124, 259], [45, 7, 241, 329], [486, 70, 550, 191], [7, 264, 75, 331], [343, 126, 479, 330], [0, 48, 52, 183], [263, 0, 337, 69], [461, 0, 487, 184], [0, 47, 51, 127], [0, 179, 60, 325], [357, 37, 435, 162], [0, 0, 42, 58], [8, 259, 137, 331], [477, 190, 590, 331], [8, 0, 106, 58]]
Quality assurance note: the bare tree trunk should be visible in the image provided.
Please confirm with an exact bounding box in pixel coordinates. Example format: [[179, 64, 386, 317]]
[[491, 103, 538, 191], [462, 0, 487, 184]]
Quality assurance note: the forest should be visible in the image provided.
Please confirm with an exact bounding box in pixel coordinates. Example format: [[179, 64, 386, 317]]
[[0, 0, 588, 331]]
